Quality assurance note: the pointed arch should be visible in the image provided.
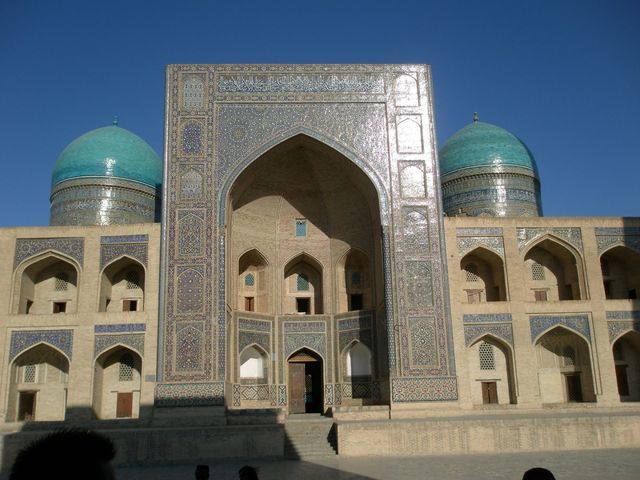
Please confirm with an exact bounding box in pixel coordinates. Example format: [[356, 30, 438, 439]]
[[239, 343, 269, 384], [534, 326, 596, 403], [284, 253, 324, 315], [612, 331, 640, 401], [523, 235, 586, 301], [467, 334, 517, 405], [342, 339, 373, 379], [99, 256, 146, 312], [13, 251, 80, 314], [460, 246, 507, 303], [237, 248, 271, 313], [336, 248, 372, 312], [600, 245, 640, 299], [93, 345, 142, 419]]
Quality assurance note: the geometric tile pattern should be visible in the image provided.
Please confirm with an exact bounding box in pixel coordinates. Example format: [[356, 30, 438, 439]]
[[464, 324, 514, 347], [517, 227, 583, 253], [94, 323, 146, 333], [391, 377, 458, 402], [14, 237, 84, 270], [463, 313, 513, 323], [100, 242, 148, 270], [529, 314, 591, 343], [409, 317, 437, 366], [606, 311, 640, 320], [10, 329, 74, 361], [595, 228, 640, 255], [457, 235, 505, 258], [607, 320, 640, 343], [155, 382, 225, 407], [94, 333, 145, 358]]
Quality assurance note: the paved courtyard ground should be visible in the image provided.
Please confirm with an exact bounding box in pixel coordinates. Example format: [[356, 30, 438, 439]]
[[112, 449, 640, 480]]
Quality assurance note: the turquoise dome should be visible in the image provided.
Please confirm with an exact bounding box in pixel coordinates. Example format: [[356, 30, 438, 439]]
[[52, 125, 162, 188], [439, 121, 539, 178]]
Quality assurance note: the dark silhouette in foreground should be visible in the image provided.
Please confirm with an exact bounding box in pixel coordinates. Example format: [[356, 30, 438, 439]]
[[239, 465, 259, 480], [9, 428, 116, 480], [523, 467, 556, 480], [195, 464, 210, 479]]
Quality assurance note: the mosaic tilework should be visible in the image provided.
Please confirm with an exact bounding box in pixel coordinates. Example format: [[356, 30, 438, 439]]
[[404, 261, 433, 308], [239, 331, 270, 353], [232, 384, 271, 406], [179, 168, 204, 200], [394, 73, 419, 107], [218, 73, 385, 93], [182, 122, 203, 155], [284, 334, 326, 359], [336, 316, 372, 331], [340, 381, 380, 401], [457, 236, 505, 258], [463, 313, 513, 323], [464, 324, 513, 347], [94, 323, 146, 333], [101, 235, 149, 244], [178, 210, 205, 257], [176, 325, 203, 370], [402, 208, 430, 252], [94, 333, 144, 357], [456, 228, 503, 237], [529, 314, 591, 343], [595, 228, 640, 254], [100, 242, 148, 270], [517, 227, 583, 253], [608, 320, 640, 343], [278, 385, 287, 406], [176, 267, 205, 313], [283, 321, 326, 333], [399, 163, 426, 198], [239, 318, 272, 332], [391, 377, 458, 402], [606, 311, 640, 320], [409, 317, 437, 366], [182, 74, 205, 109], [155, 382, 224, 407], [10, 329, 74, 361], [14, 238, 84, 270]]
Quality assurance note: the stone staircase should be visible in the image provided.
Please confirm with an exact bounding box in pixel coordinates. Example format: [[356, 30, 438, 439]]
[[284, 415, 338, 458]]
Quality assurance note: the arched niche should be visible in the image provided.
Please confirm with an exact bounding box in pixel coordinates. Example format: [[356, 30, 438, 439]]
[[15, 254, 79, 314], [467, 336, 516, 405], [226, 134, 383, 317], [237, 249, 270, 313], [524, 238, 584, 301], [337, 249, 372, 312], [460, 247, 507, 303], [284, 254, 323, 314], [239, 344, 269, 384], [8, 344, 69, 421], [600, 246, 640, 299], [287, 347, 324, 413], [535, 327, 595, 403], [99, 257, 145, 312], [93, 346, 142, 419], [344, 341, 372, 381], [612, 331, 640, 401]]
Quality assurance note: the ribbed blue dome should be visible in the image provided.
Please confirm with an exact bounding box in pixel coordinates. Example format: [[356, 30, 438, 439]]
[[52, 125, 162, 188], [439, 121, 539, 178]]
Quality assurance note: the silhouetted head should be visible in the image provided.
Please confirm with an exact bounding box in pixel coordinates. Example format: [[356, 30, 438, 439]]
[[195, 464, 210, 479], [523, 467, 556, 480], [239, 465, 259, 480], [10, 429, 116, 480]]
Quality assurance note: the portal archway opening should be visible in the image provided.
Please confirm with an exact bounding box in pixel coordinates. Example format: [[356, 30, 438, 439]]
[[460, 248, 507, 303], [535, 327, 595, 403], [287, 348, 323, 414], [8, 344, 69, 421], [524, 239, 583, 301], [612, 331, 640, 401], [601, 246, 640, 300], [15, 255, 78, 314]]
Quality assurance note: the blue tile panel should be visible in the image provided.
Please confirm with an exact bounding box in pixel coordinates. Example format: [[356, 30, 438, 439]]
[[529, 314, 591, 342], [14, 237, 84, 270], [94, 323, 146, 333], [10, 329, 74, 361]]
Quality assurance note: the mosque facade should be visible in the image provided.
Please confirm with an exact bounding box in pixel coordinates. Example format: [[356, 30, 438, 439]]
[[0, 64, 639, 430]]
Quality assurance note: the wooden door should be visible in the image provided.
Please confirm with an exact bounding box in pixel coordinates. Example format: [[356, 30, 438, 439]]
[[481, 382, 498, 404], [288, 363, 306, 414], [116, 392, 133, 418]]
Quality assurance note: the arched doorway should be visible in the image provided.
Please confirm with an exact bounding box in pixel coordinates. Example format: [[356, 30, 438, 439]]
[[8, 344, 69, 421], [600, 246, 640, 299], [467, 336, 516, 405], [612, 331, 640, 401], [287, 348, 323, 414], [93, 346, 142, 419], [535, 327, 595, 403]]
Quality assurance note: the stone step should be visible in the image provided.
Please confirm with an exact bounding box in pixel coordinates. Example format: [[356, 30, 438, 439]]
[[284, 419, 338, 458]]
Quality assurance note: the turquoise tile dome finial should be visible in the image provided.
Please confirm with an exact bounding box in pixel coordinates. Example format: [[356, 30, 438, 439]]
[[439, 117, 539, 178], [51, 124, 162, 189]]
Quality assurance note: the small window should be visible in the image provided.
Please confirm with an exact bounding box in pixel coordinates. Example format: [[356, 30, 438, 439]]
[[295, 219, 307, 237], [126, 271, 140, 290], [297, 273, 309, 291], [465, 264, 479, 282], [296, 298, 310, 314], [119, 354, 134, 381], [563, 346, 576, 366], [349, 294, 363, 311], [467, 290, 482, 304], [25, 300, 33, 314], [23, 364, 37, 383], [479, 342, 496, 370], [351, 271, 361, 286], [531, 262, 545, 280], [123, 300, 138, 312], [54, 273, 68, 291], [53, 302, 66, 313], [534, 290, 548, 302], [244, 273, 255, 287], [244, 297, 254, 312]]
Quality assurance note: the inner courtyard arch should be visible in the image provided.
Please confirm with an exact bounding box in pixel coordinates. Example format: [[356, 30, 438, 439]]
[[467, 336, 516, 405], [460, 247, 507, 303], [612, 331, 640, 401], [600, 246, 640, 299], [93, 346, 142, 419]]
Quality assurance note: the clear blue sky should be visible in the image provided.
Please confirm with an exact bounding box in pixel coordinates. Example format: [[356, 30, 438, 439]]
[[0, 0, 638, 226]]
